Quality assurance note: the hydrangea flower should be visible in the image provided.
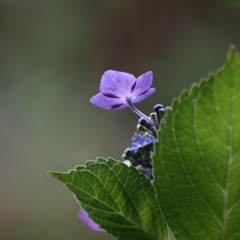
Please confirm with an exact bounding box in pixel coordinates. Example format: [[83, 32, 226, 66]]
[[122, 104, 171, 179], [90, 70, 159, 129], [131, 132, 156, 150], [123, 132, 156, 179], [79, 209, 105, 232]]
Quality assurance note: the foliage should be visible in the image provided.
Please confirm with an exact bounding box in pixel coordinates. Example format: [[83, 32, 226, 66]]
[[153, 46, 240, 240], [49, 46, 240, 240], [49, 158, 169, 240]]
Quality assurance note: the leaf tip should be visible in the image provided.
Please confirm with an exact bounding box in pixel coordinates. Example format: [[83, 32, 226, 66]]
[[75, 165, 85, 171], [86, 160, 97, 167], [47, 171, 57, 177], [171, 98, 178, 110], [106, 157, 117, 164], [227, 44, 239, 58], [179, 89, 188, 101], [47, 171, 72, 183], [96, 157, 107, 163]]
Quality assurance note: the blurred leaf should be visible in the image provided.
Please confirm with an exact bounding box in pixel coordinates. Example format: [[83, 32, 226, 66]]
[[153, 46, 240, 239], [49, 158, 169, 240]]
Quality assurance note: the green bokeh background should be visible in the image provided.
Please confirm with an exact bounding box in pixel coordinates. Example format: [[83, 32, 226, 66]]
[[0, 0, 240, 239]]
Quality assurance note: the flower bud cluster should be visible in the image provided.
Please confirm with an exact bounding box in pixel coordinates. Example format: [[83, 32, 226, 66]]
[[122, 104, 171, 179]]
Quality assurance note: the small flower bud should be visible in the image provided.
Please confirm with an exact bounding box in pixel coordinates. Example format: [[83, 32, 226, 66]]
[[139, 118, 151, 129], [122, 148, 134, 159], [158, 108, 166, 119], [138, 118, 147, 125], [153, 104, 164, 112], [137, 124, 146, 132], [144, 142, 154, 154], [150, 113, 157, 123], [154, 104, 164, 123]]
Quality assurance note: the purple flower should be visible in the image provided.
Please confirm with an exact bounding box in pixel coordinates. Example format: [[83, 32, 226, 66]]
[[90, 70, 155, 109], [90, 70, 159, 129], [131, 132, 157, 150], [79, 209, 105, 232]]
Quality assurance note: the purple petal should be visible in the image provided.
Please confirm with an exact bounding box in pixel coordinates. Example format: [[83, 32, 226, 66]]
[[132, 71, 153, 96], [90, 93, 128, 109], [79, 209, 105, 232], [100, 70, 136, 99], [132, 88, 155, 104]]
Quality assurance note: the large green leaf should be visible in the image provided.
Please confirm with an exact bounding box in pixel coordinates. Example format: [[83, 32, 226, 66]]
[[49, 158, 169, 240], [153, 46, 240, 240]]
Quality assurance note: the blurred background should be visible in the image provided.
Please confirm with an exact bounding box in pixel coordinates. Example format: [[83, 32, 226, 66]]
[[0, 0, 240, 239]]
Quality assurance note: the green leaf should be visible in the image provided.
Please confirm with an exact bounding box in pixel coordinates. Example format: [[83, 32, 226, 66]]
[[153, 46, 240, 240], [48, 158, 169, 240]]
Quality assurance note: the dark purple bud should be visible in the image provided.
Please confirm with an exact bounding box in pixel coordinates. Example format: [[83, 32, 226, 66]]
[[154, 104, 164, 112], [122, 148, 135, 160], [144, 142, 154, 153], [138, 118, 147, 125], [154, 104, 164, 123]]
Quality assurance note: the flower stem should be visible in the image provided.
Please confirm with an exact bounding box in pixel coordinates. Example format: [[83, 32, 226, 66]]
[[127, 100, 159, 130]]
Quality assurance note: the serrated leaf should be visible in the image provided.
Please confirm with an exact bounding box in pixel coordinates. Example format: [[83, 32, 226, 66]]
[[49, 158, 169, 240], [153, 46, 240, 240]]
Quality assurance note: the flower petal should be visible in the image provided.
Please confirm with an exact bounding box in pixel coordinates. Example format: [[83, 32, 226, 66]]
[[132, 71, 153, 96], [123, 160, 131, 166], [90, 93, 128, 109], [132, 88, 155, 104], [79, 209, 105, 232], [100, 70, 136, 99]]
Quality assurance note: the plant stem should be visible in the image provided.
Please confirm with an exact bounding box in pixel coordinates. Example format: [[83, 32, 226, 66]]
[[127, 99, 159, 130]]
